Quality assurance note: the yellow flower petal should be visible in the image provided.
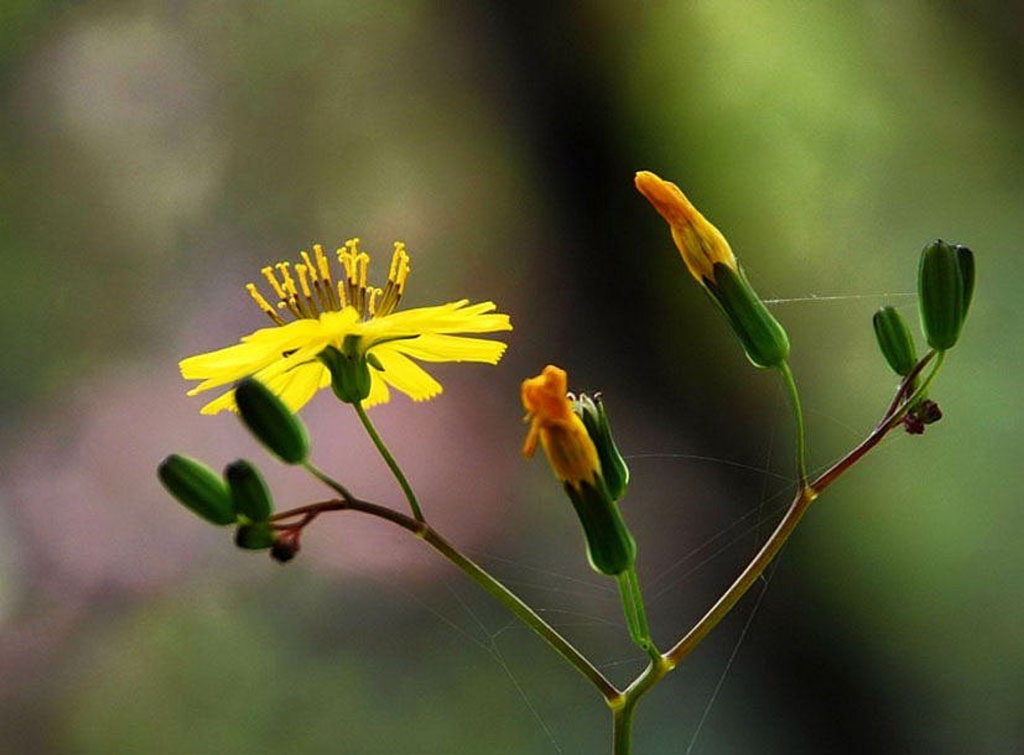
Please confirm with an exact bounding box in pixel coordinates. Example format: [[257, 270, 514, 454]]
[[373, 345, 443, 402], [389, 333, 508, 363], [520, 365, 600, 489], [634, 170, 737, 283], [364, 368, 391, 408]]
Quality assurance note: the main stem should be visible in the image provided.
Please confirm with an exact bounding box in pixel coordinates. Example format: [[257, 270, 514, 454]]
[[353, 401, 425, 521]]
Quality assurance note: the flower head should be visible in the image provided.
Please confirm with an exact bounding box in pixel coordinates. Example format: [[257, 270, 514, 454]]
[[521, 365, 637, 576], [635, 170, 790, 368], [634, 170, 737, 285], [521, 365, 600, 491], [180, 239, 512, 414]]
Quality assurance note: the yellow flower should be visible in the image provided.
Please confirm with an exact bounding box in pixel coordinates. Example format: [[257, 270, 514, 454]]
[[521, 365, 600, 490], [634, 170, 737, 284], [180, 239, 512, 414]]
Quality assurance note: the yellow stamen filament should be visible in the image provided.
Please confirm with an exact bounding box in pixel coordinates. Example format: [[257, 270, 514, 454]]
[[377, 242, 410, 317], [262, 265, 302, 319], [366, 287, 382, 317], [277, 262, 314, 318], [295, 263, 321, 316], [301, 250, 331, 312], [246, 283, 286, 325], [314, 244, 338, 310], [261, 266, 286, 299]]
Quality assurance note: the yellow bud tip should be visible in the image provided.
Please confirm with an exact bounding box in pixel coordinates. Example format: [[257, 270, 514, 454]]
[[634, 170, 737, 283]]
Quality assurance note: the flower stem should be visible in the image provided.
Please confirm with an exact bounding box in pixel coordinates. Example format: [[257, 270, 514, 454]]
[[778, 360, 808, 489], [271, 496, 620, 701], [617, 568, 659, 663], [812, 350, 944, 493], [352, 401, 425, 521], [302, 461, 354, 500]]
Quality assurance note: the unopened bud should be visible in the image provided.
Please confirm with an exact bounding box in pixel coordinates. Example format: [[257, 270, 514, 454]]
[[873, 306, 918, 377], [224, 459, 274, 522], [919, 240, 973, 350], [565, 480, 637, 576], [234, 377, 310, 464], [708, 263, 791, 368], [235, 522, 276, 550], [158, 454, 236, 526]]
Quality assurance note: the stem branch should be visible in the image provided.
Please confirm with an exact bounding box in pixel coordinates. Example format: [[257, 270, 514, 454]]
[[271, 497, 620, 702]]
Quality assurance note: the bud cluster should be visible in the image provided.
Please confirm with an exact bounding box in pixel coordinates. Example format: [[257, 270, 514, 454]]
[[159, 376, 321, 561]]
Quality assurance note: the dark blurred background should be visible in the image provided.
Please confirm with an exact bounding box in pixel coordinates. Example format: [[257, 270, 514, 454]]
[[2, 2, 1021, 753]]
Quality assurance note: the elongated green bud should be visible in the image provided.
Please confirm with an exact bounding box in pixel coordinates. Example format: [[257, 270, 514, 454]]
[[575, 394, 630, 501], [955, 244, 975, 323], [235, 523, 276, 550], [224, 459, 274, 522], [708, 263, 790, 368], [234, 377, 310, 464], [565, 480, 636, 576], [873, 306, 918, 377], [319, 337, 372, 404], [158, 454, 236, 525], [919, 240, 970, 350]]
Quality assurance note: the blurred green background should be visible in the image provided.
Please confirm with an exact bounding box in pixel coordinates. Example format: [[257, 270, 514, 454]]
[[2, 1, 1021, 752]]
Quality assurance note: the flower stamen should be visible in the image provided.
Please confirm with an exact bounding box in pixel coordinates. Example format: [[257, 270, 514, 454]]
[[246, 283, 286, 325], [377, 242, 410, 317], [245, 240, 420, 324]]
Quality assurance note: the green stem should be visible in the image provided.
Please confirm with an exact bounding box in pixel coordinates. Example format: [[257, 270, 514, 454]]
[[271, 497, 620, 701], [303, 461, 354, 500], [812, 350, 945, 493], [617, 568, 659, 663], [663, 485, 816, 667], [612, 655, 673, 754], [778, 360, 808, 489], [352, 401, 424, 521]]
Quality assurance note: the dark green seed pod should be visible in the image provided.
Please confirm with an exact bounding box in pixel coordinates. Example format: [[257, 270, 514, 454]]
[[235, 523, 276, 550], [918, 240, 965, 350], [158, 454, 236, 526], [565, 480, 636, 576], [872, 306, 918, 377], [575, 394, 630, 502], [224, 459, 274, 522], [708, 263, 790, 368], [234, 377, 310, 464]]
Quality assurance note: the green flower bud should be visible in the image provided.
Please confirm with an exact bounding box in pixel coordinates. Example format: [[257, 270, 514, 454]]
[[918, 240, 971, 350], [707, 262, 790, 368], [158, 454, 236, 526], [234, 377, 310, 464], [224, 459, 274, 522], [319, 336, 372, 404], [955, 244, 975, 323], [564, 480, 636, 576], [235, 522, 276, 550], [872, 306, 918, 377], [574, 394, 630, 501]]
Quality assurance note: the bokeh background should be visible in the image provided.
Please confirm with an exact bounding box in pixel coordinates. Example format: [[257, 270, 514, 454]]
[[2, 2, 1021, 753]]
